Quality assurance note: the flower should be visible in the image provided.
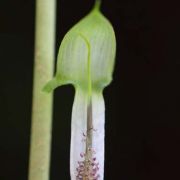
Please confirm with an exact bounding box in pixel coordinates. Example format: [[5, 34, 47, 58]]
[[44, 1, 116, 179]]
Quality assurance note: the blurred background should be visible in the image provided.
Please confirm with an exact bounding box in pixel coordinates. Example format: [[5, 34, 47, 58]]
[[0, 0, 179, 179]]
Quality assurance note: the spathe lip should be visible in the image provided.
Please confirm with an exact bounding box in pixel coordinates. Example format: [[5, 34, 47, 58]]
[[43, 0, 116, 94]]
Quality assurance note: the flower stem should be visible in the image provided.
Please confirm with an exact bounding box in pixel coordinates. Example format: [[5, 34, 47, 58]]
[[28, 0, 56, 180], [84, 101, 93, 178], [94, 0, 102, 10]]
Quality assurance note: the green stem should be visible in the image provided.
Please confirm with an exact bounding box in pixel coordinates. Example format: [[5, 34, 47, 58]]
[[28, 0, 56, 180], [94, 0, 102, 10]]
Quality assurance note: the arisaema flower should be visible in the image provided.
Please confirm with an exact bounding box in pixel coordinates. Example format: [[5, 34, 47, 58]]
[[44, 0, 116, 179]]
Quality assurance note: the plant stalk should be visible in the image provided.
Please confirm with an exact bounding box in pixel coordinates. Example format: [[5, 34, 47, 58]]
[[28, 0, 56, 180]]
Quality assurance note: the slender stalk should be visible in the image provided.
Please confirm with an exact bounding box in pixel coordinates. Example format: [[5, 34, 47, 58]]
[[84, 101, 93, 179], [94, 0, 102, 10], [28, 0, 56, 180]]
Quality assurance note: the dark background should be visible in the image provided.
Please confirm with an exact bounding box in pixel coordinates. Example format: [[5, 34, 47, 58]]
[[0, 0, 179, 179]]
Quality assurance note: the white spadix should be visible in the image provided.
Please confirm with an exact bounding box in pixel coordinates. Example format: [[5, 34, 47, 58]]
[[44, 0, 116, 179]]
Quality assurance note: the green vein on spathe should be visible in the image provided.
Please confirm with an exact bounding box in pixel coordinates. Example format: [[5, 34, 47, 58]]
[[78, 33, 92, 99]]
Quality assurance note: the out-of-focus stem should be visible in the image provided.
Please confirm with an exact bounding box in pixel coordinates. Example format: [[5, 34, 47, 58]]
[[28, 0, 56, 180]]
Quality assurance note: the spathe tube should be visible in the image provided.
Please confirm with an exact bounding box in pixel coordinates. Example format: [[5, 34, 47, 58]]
[[70, 88, 105, 179]]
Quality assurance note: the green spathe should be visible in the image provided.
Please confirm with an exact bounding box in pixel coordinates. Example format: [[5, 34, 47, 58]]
[[44, 0, 116, 94], [44, 0, 116, 179]]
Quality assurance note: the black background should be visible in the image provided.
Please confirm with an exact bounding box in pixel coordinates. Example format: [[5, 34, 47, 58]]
[[0, 0, 180, 179]]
